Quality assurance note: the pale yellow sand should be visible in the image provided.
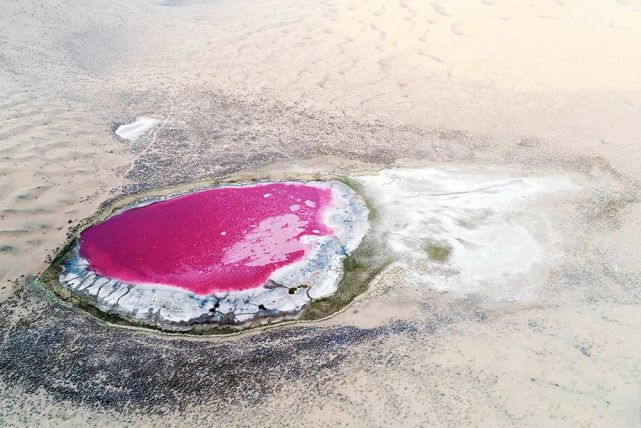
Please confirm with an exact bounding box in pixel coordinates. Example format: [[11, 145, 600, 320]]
[[1, 0, 640, 426], [2, 0, 640, 298]]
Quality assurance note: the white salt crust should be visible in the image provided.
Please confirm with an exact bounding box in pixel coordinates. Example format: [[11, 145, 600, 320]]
[[115, 117, 160, 141], [355, 168, 580, 302]]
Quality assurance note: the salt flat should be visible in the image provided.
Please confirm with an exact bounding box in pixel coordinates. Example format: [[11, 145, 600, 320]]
[[0, 0, 640, 426]]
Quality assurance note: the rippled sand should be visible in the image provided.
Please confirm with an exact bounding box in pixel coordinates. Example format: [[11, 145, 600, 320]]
[[1, 0, 641, 426]]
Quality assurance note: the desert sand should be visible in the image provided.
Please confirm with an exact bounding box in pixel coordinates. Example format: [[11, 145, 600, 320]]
[[1, 0, 640, 426]]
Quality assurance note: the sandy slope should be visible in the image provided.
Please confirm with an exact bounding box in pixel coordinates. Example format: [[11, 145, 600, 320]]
[[0, 0, 640, 426]]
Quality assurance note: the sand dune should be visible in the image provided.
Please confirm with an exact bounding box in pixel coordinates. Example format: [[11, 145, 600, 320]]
[[0, 0, 640, 426]]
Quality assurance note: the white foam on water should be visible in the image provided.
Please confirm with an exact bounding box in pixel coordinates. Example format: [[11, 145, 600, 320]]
[[115, 117, 160, 141], [221, 213, 309, 267], [355, 167, 580, 301]]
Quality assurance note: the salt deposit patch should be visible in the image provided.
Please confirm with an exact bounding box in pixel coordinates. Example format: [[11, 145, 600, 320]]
[[115, 117, 160, 141], [356, 168, 580, 301]]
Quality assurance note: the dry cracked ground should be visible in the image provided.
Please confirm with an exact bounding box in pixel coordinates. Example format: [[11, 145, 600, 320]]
[[1, 0, 641, 426]]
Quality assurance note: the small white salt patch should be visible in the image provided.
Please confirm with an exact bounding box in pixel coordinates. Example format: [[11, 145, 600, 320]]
[[304, 200, 316, 207], [115, 117, 160, 141], [264, 193, 272, 198], [312, 229, 320, 234], [290, 204, 300, 212], [220, 231, 227, 236]]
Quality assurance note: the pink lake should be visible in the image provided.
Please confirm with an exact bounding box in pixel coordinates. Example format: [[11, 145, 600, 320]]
[[79, 183, 334, 295]]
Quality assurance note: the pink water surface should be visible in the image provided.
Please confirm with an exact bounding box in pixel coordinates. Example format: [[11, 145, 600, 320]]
[[79, 183, 334, 295]]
